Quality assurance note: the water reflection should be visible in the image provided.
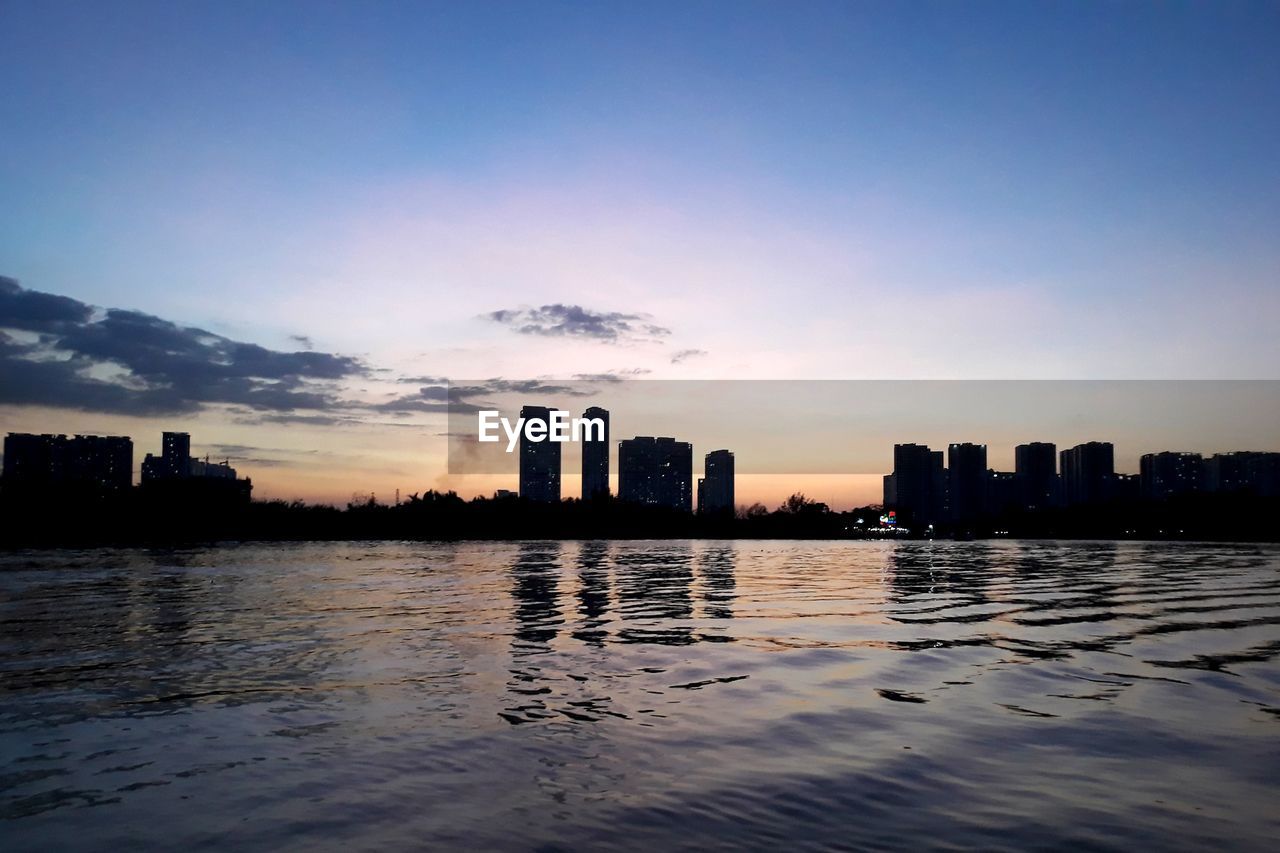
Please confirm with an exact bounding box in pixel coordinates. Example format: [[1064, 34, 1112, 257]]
[[509, 541, 563, 648], [573, 541, 612, 647], [4, 541, 1279, 851], [613, 542, 696, 645], [887, 541, 995, 612], [696, 543, 736, 621]]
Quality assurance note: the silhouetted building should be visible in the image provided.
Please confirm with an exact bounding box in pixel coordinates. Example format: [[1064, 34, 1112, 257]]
[[142, 431, 238, 482], [618, 436, 693, 512], [518, 405, 562, 503], [698, 449, 735, 515], [580, 406, 610, 499], [884, 443, 945, 528], [986, 469, 1021, 517], [138, 431, 251, 507], [948, 443, 987, 526], [1061, 442, 1115, 506], [1204, 451, 1280, 497], [1015, 442, 1059, 510], [164, 431, 190, 475], [1110, 473, 1141, 503], [2, 433, 132, 497], [1140, 452, 1204, 500]]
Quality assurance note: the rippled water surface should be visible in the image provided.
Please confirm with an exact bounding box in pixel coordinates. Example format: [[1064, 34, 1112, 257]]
[[2, 540, 1279, 851]]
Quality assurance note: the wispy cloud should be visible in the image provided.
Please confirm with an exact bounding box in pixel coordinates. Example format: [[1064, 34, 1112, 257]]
[[670, 348, 707, 364], [485, 304, 670, 343], [572, 368, 652, 382]]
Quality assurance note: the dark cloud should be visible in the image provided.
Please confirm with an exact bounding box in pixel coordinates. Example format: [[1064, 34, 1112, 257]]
[[0, 278, 367, 417], [0, 276, 93, 333], [374, 378, 595, 415], [289, 334, 314, 349], [446, 378, 596, 399], [396, 374, 449, 385], [485, 304, 671, 342], [671, 348, 707, 364]]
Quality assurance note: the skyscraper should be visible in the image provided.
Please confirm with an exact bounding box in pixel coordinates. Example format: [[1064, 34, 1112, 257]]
[[884, 443, 945, 527], [164, 431, 190, 474], [2, 433, 132, 496], [1140, 452, 1204, 500], [948, 443, 988, 526], [618, 436, 693, 512], [1015, 442, 1059, 510], [1204, 451, 1280, 496], [143, 431, 193, 480], [518, 405, 561, 503], [580, 406, 610, 499], [1060, 441, 1114, 506], [142, 432, 240, 483], [698, 449, 735, 515]]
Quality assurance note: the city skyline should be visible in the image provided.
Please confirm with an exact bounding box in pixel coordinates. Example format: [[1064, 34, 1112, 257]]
[[7, 422, 1277, 517], [3, 3, 1279, 508]]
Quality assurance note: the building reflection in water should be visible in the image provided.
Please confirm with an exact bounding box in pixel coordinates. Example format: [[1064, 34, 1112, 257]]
[[885, 540, 1135, 661], [613, 541, 696, 646], [501, 540, 741, 723], [696, 542, 737, 622], [887, 542, 997, 615], [572, 541, 612, 647], [503, 542, 566, 724], [509, 541, 564, 649]]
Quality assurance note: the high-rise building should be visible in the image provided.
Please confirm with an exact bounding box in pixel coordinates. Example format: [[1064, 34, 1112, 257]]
[[698, 449, 735, 515], [884, 443, 945, 527], [1140, 452, 1204, 500], [164, 431, 190, 473], [948, 443, 987, 526], [1060, 441, 1115, 506], [985, 469, 1021, 517], [143, 431, 239, 482], [144, 431, 192, 480], [2, 433, 132, 496], [618, 436, 693, 512], [518, 405, 561, 503], [580, 406, 610, 499], [1204, 451, 1280, 497], [1015, 442, 1059, 510], [1205, 452, 1254, 494], [137, 432, 252, 507], [1110, 473, 1141, 503]]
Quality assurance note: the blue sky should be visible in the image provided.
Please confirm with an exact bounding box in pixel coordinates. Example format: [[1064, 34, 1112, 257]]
[[2, 1, 1278, 502]]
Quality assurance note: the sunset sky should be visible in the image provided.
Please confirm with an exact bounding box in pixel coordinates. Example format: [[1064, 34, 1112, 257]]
[[2, 1, 1278, 506]]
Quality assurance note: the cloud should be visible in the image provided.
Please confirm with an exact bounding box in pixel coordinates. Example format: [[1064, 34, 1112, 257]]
[[371, 383, 457, 414], [671, 348, 707, 364], [0, 278, 368, 417], [289, 334, 314, 349], [485, 303, 671, 342], [572, 368, 653, 382], [206, 443, 334, 468], [444, 378, 599, 401], [396, 374, 449, 384], [0, 276, 93, 332]]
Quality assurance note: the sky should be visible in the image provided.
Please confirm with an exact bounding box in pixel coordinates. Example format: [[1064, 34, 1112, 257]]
[[2, 1, 1278, 506]]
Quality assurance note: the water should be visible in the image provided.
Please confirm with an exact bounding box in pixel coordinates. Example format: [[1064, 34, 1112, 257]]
[[2, 540, 1278, 851]]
